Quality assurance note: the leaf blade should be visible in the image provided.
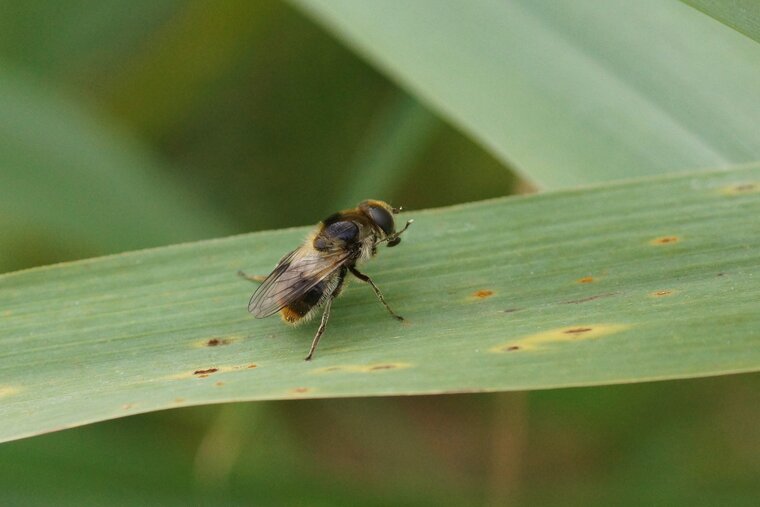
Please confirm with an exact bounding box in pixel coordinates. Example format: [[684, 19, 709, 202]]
[[681, 0, 760, 45], [1, 165, 760, 443]]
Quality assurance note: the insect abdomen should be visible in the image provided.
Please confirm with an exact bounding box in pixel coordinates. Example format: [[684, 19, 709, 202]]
[[279, 281, 327, 324]]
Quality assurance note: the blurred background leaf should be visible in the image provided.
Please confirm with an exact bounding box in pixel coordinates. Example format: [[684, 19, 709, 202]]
[[681, 0, 760, 44], [293, 0, 760, 188], [0, 0, 758, 505], [0, 377, 757, 506], [0, 67, 235, 272], [0, 0, 513, 273]]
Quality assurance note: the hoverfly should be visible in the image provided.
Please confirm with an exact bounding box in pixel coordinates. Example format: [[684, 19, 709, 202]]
[[242, 200, 412, 360]]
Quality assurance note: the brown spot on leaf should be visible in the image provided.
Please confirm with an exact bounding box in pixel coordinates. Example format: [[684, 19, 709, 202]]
[[561, 292, 619, 305], [577, 276, 595, 284], [506, 346, 520, 351], [215, 381, 225, 387], [174, 398, 186, 404], [192, 335, 241, 348], [502, 308, 521, 314], [166, 363, 257, 381], [369, 364, 396, 371], [291, 387, 310, 394], [650, 236, 680, 245], [650, 290, 673, 297], [473, 289, 494, 299], [564, 327, 592, 334]]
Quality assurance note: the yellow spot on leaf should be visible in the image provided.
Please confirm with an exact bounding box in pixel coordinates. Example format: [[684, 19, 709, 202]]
[[650, 290, 675, 297], [491, 324, 630, 353], [577, 276, 595, 284], [0, 385, 20, 398], [472, 289, 494, 299], [720, 182, 759, 196], [289, 387, 312, 395], [313, 362, 412, 374]]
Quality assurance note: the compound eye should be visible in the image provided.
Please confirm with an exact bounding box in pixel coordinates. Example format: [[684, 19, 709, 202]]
[[367, 205, 395, 236]]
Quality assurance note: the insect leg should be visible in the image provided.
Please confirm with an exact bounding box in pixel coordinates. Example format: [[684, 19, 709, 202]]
[[305, 295, 333, 361], [237, 270, 266, 283], [348, 266, 404, 321], [305, 268, 347, 361]]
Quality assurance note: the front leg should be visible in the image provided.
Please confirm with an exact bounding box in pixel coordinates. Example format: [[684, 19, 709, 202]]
[[348, 266, 404, 321]]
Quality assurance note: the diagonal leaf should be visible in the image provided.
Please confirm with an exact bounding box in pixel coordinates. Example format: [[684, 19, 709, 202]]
[[2, 165, 760, 443], [681, 0, 760, 45], [290, 0, 760, 188]]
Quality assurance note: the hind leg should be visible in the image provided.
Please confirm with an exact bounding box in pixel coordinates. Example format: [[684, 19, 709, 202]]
[[237, 270, 266, 283]]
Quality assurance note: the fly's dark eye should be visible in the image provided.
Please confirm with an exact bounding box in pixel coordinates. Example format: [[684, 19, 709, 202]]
[[367, 205, 395, 236]]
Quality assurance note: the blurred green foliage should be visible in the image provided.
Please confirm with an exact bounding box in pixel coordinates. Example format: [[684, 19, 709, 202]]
[[0, 1, 757, 505], [0, 0, 512, 275], [0, 377, 757, 506]]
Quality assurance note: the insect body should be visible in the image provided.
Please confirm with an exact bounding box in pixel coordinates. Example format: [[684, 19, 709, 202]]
[[245, 200, 412, 361]]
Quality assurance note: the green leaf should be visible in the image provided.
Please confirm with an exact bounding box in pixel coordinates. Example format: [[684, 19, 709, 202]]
[[290, 0, 760, 188], [2, 165, 759, 443], [681, 0, 760, 45]]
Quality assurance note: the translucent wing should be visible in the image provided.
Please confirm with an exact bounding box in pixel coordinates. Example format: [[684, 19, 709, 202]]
[[248, 246, 350, 318]]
